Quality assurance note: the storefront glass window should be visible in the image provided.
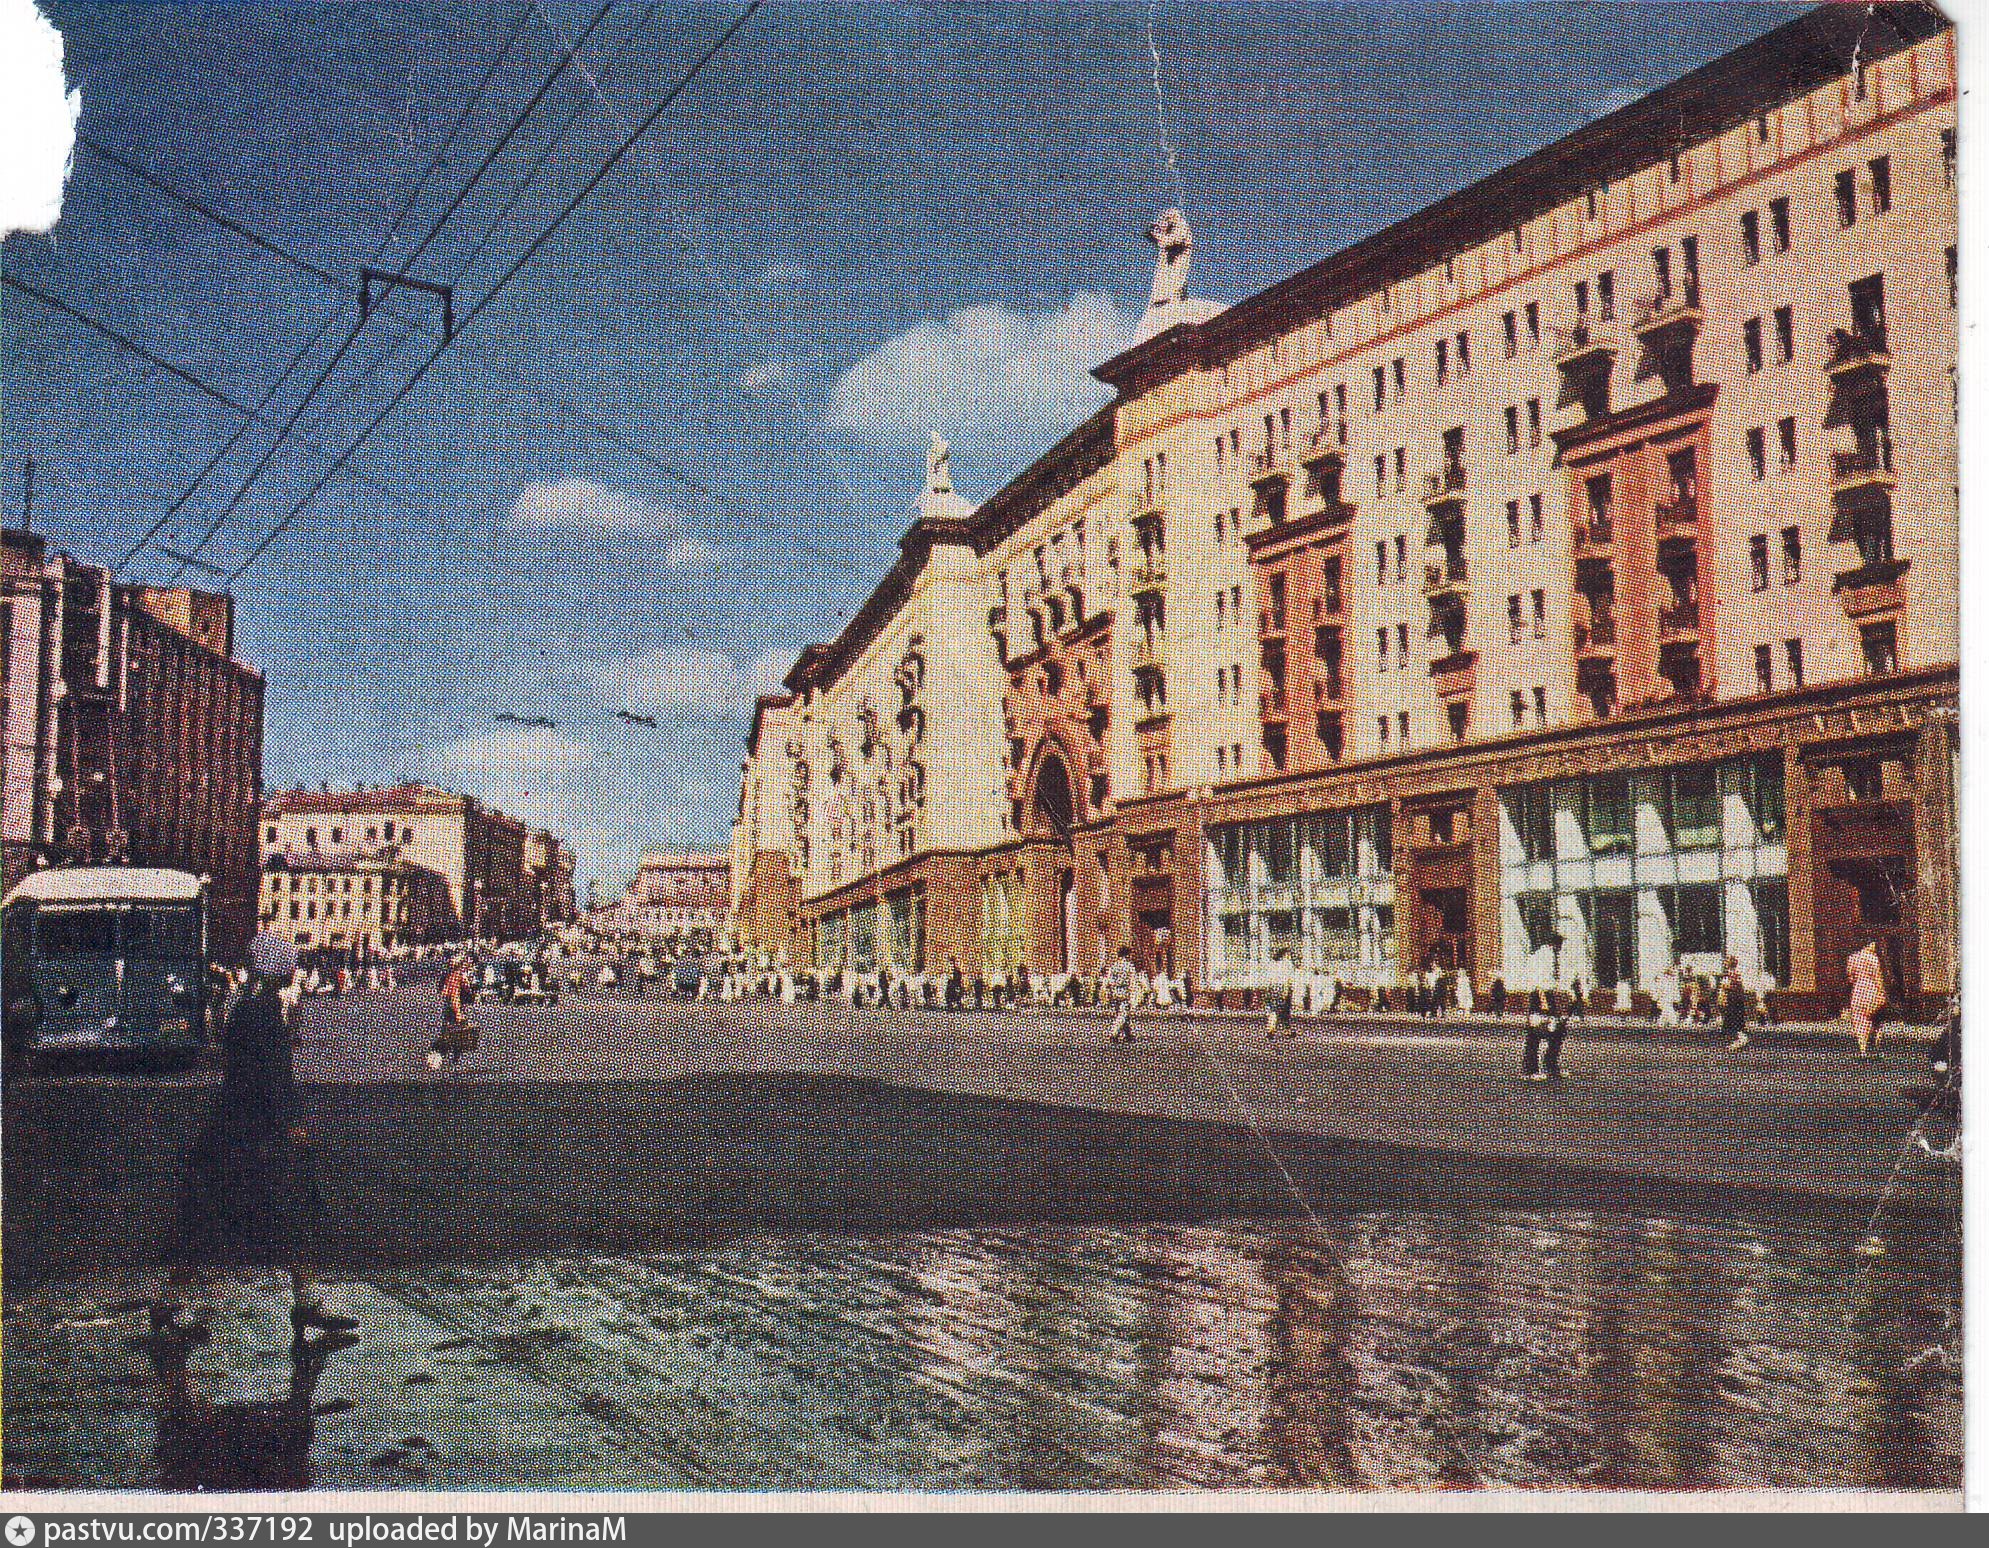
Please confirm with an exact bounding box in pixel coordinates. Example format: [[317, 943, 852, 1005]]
[[848, 901, 879, 972], [1207, 808, 1394, 987], [1666, 767, 1720, 848], [1501, 755, 1788, 993], [1583, 776, 1631, 854]]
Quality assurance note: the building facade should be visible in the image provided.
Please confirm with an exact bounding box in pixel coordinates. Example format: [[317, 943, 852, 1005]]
[[594, 851, 730, 952], [258, 846, 455, 953], [735, 3, 1957, 1016], [729, 692, 804, 962], [3, 528, 266, 960], [524, 828, 578, 930], [260, 784, 548, 942]]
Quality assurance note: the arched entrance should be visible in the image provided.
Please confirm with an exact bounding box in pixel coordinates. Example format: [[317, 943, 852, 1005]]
[[1033, 750, 1075, 838], [1028, 747, 1081, 974]]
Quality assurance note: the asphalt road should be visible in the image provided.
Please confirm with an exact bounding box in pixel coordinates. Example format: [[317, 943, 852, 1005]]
[[4, 985, 1958, 1283]]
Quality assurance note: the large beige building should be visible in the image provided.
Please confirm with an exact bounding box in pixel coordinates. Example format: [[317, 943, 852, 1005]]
[[734, 3, 1957, 1017], [258, 846, 454, 954], [261, 783, 546, 942]]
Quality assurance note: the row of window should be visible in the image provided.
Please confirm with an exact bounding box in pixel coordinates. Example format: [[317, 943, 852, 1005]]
[[266, 821, 414, 848], [265, 871, 396, 895], [1504, 759, 1784, 864], [1199, 109, 1949, 490]]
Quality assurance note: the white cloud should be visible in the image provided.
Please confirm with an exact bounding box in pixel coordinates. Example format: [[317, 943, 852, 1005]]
[[662, 536, 725, 569], [424, 725, 597, 780], [756, 261, 813, 289], [583, 648, 746, 718], [735, 358, 797, 392], [578, 643, 800, 721], [0, 0, 80, 237], [1586, 84, 1651, 119], [827, 292, 1138, 457], [747, 646, 793, 699], [504, 478, 684, 536]]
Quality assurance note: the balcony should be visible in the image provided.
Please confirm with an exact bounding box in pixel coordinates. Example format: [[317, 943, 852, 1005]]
[[1127, 631, 1165, 669], [1831, 443, 1897, 499], [1422, 559, 1469, 602], [1259, 688, 1288, 722], [1429, 649, 1478, 701], [1825, 325, 1892, 382], [1421, 466, 1467, 511], [1572, 515, 1614, 554], [1832, 556, 1911, 621], [1313, 672, 1345, 703], [1657, 599, 1700, 638], [1127, 559, 1167, 595], [1259, 609, 1287, 638], [1248, 445, 1293, 489], [1632, 290, 1704, 339], [1551, 320, 1620, 373], [1574, 615, 1617, 658], [1654, 496, 1699, 538]]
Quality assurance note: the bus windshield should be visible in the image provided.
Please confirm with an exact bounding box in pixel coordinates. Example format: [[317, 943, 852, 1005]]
[[35, 905, 201, 958], [36, 909, 119, 957], [122, 906, 202, 958]]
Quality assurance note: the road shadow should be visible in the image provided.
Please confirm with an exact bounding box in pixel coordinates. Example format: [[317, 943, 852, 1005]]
[[5, 1070, 1883, 1285]]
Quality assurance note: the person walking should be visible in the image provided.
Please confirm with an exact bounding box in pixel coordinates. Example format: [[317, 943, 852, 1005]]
[[1522, 984, 1566, 1081], [1653, 965, 1680, 1027], [1103, 946, 1139, 1042], [1846, 940, 1888, 1060], [429, 954, 475, 1069], [1719, 954, 1752, 1051], [1264, 949, 1297, 1038], [161, 933, 357, 1350]]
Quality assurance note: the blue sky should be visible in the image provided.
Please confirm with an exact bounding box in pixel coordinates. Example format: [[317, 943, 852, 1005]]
[[3, 1, 1802, 890]]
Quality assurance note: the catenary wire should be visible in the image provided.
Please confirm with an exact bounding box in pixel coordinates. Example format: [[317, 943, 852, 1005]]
[[1, 272, 408, 508], [158, 2, 622, 581], [219, 2, 766, 587], [110, 0, 544, 574]]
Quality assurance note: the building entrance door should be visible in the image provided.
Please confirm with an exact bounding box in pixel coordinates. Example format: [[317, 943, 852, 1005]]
[[1588, 889, 1635, 990], [1418, 886, 1471, 973], [1816, 855, 1916, 1010]]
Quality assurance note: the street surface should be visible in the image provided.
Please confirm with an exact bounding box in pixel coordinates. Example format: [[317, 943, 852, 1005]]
[[3, 987, 1962, 1493]]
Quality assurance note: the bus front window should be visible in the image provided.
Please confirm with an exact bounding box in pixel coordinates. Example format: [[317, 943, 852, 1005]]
[[123, 907, 201, 958], [36, 910, 120, 957]]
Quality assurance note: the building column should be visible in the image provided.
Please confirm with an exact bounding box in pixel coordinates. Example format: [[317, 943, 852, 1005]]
[[1388, 796, 1412, 989], [924, 855, 981, 975], [1178, 806, 1208, 995], [1911, 712, 1958, 1002], [1783, 743, 1817, 999], [1469, 786, 1502, 993]]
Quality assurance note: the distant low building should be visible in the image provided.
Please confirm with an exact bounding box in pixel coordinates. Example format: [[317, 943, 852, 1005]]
[[525, 828, 578, 928], [591, 851, 728, 952], [261, 783, 549, 942]]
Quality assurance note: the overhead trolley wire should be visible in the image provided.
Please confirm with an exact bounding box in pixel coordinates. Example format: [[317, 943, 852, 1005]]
[[109, 0, 544, 575], [74, 83, 717, 508], [219, 1, 766, 587], [0, 273, 407, 508], [156, 1, 621, 582]]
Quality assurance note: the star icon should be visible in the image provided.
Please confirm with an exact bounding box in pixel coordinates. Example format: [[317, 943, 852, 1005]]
[[7, 1517, 38, 1546]]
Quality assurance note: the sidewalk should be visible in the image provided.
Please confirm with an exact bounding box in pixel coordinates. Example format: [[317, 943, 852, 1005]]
[[1039, 1002, 1939, 1051]]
